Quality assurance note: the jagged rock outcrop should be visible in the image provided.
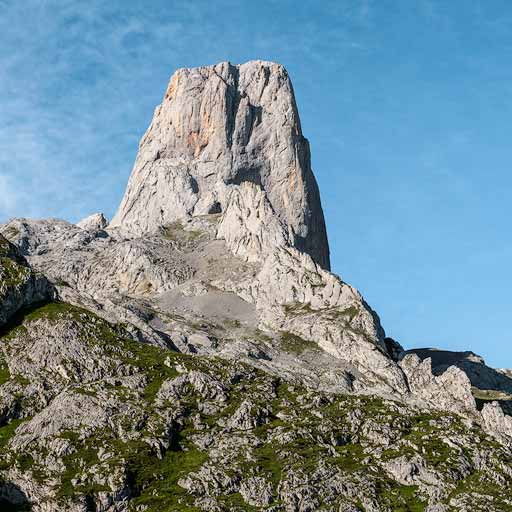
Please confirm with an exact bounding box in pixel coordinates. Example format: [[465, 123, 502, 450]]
[[77, 212, 108, 231], [110, 60, 330, 270], [482, 400, 512, 443], [216, 181, 290, 263], [399, 353, 476, 414], [1, 214, 401, 393], [406, 348, 512, 394]]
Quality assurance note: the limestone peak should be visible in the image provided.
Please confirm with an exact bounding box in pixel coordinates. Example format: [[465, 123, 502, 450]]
[[110, 60, 330, 270]]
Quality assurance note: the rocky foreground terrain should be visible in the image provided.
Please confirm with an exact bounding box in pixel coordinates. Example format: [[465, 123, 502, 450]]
[[0, 60, 511, 511]]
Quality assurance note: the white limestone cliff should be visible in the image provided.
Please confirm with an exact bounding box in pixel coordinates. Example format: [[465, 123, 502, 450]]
[[3, 59, 510, 410], [110, 60, 330, 270]]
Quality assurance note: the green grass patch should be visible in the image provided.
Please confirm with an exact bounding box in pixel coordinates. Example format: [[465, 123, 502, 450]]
[[161, 221, 204, 244], [332, 442, 366, 472], [449, 469, 512, 508], [219, 492, 260, 511], [118, 338, 180, 402], [0, 360, 10, 385], [327, 305, 359, 322], [472, 388, 512, 401], [279, 331, 319, 355], [0, 258, 30, 288], [378, 482, 426, 511], [0, 418, 25, 449], [253, 442, 282, 487], [283, 302, 315, 316], [128, 440, 207, 511]]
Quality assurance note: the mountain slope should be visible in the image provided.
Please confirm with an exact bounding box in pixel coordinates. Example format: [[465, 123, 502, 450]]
[[0, 60, 511, 511], [1, 300, 512, 511]]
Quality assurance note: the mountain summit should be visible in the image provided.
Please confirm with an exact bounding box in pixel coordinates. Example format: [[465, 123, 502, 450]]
[[111, 60, 330, 270], [0, 61, 512, 510]]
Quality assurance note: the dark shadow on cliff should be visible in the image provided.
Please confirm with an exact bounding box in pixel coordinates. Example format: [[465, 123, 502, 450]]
[[0, 482, 31, 511], [0, 300, 54, 339]]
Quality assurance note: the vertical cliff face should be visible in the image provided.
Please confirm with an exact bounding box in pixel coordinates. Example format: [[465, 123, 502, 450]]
[[110, 60, 331, 270]]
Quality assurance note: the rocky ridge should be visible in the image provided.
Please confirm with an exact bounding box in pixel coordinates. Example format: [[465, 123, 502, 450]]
[[0, 60, 511, 511]]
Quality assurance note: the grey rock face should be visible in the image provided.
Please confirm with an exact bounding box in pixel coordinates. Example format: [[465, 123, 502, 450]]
[[481, 401, 512, 443], [216, 181, 290, 263], [2, 214, 409, 395], [383, 455, 443, 490], [405, 347, 512, 394], [110, 60, 330, 270], [0, 234, 54, 326]]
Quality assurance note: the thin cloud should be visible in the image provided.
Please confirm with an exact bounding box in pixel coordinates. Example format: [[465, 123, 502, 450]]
[[0, 175, 21, 217], [0, 0, 373, 223]]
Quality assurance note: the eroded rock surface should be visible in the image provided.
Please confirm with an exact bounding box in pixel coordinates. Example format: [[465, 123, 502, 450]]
[[77, 212, 108, 231]]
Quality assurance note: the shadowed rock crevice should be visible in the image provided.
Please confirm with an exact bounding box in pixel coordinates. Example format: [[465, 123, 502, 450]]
[[225, 165, 264, 188], [0, 300, 54, 339], [220, 62, 240, 148], [0, 234, 55, 327]]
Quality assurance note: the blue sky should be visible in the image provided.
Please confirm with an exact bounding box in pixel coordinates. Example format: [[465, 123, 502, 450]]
[[1, 0, 511, 367]]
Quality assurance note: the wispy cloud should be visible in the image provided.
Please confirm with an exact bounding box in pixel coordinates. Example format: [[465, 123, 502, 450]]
[[0, 174, 22, 217], [0, 0, 192, 221], [0, 0, 374, 222]]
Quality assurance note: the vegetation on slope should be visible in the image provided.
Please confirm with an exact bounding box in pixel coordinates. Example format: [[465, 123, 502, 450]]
[[0, 303, 511, 511]]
